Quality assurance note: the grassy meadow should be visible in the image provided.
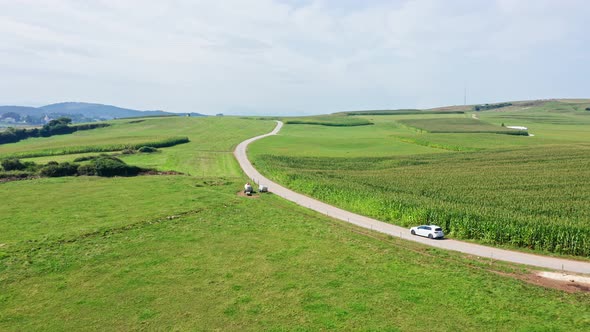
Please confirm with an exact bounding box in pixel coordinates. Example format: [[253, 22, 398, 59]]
[[0, 176, 210, 245], [3, 183, 590, 330], [2, 112, 590, 330], [398, 118, 528, 135], [250, 100, 590, 256], [6, 117, 275, 176]]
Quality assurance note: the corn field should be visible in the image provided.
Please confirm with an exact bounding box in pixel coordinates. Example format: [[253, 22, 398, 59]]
[[254, 144, 590, 256]]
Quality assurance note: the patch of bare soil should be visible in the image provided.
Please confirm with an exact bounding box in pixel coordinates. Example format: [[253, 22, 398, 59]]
[[493, 271, 590, 293], [525, 273, 590, 293]]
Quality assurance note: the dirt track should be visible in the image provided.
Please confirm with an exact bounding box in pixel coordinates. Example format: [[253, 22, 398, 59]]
[[234, 121, 590, 274]]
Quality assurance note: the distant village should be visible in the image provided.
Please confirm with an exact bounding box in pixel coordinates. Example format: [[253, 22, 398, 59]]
[[0, 112, 102, 127]]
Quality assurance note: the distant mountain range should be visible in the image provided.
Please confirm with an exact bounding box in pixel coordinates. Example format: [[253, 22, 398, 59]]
[[0, 102, 205, 125]]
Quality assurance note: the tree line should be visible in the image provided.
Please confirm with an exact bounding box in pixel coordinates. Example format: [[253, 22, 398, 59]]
[[0, 117, 110, 145], [473, 102, 512, 111]]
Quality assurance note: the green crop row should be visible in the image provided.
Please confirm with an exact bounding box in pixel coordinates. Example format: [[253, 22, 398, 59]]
[[0, 136, 189, 159], [253, 144, 590, 256], [284, 116, 372, 127]]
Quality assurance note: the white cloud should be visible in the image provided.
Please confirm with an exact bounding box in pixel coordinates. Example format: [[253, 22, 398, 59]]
[[0, 0, 588, 114]]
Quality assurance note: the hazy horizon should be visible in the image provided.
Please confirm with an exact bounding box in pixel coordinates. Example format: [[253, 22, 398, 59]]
[[1, 0, 589, 116]]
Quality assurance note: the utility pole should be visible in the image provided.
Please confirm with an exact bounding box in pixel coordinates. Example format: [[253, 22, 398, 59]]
[[464, 86, 467, 106]]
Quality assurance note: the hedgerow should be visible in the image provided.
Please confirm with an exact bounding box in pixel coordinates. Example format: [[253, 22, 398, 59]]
[[0, 117, 110, 145], [137, 146, 158, 153], [39, 162, 78, 177], [1, 156, 148, 179]]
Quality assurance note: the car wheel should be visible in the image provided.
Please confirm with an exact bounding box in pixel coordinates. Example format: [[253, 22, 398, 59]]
[[411, 230, 416, 235], [428, 234, 433, 239]]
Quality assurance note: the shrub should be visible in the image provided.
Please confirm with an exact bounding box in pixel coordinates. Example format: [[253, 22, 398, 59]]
[[77, 163, 96, 176], [46, 161, 59, 166], [137, 146, 158, 153], [473, 102, 512, 111], [39, 162, 78, 177], [121, 149, 136, 155], [1, 158, 25, 171], [0, 128, 28, 144], [24, 161, 40, 172], [93, 156, 141, 177], [72, 123, 110, 131], [586, 107, 590, 111]]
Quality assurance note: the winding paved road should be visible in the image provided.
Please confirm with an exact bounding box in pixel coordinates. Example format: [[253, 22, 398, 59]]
[[234, 121, 590, 274]]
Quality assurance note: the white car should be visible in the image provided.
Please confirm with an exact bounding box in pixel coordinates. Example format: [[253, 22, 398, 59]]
[[410, 225, 444, 239]]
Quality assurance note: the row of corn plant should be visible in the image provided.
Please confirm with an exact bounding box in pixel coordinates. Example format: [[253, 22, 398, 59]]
[[253, 144, 590, 256]]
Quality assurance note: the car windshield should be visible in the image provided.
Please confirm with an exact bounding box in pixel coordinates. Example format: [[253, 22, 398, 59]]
[[435, 228, 442, 231]]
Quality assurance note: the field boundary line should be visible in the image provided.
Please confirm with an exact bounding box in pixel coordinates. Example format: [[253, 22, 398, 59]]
[[234, 121, 590, 274]]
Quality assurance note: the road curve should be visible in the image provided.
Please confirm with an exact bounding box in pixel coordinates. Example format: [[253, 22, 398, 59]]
[[234, 121, 590, 274]]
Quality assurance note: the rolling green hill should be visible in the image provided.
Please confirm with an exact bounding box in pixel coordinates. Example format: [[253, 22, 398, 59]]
[[1, 110, 589, 330], [0, 102, 205, 125]]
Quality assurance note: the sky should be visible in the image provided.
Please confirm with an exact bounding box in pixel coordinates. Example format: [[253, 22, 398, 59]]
[[1, 0, 589, 115]]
